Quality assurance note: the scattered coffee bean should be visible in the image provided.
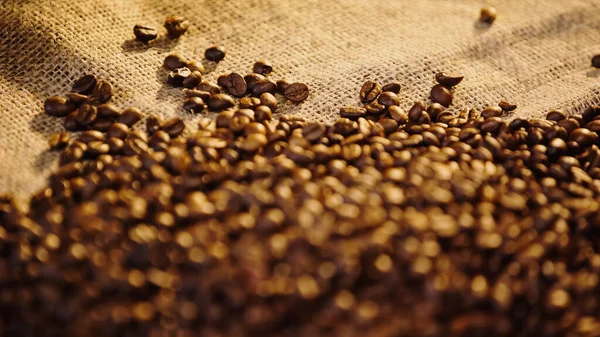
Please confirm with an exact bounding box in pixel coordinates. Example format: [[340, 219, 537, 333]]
[[481, 106, 503, 118], [360, 80, 382, 103], [435, 72, 464, 87], [164, 15, 189, 38], [162, 118, 185, 137], [74, 104, 97, 126], [480, 6, 497, 24], [205, 45, 226, 62], [97, 103, 121, 118], [208, 94, 236, 111], [183, 97, 205, 113], [48, 132, 70, 150], [63, 113, 80, 131], [146, 116, 162, 134], [302, 123, 325, 143], [252, 78, 278, 97], [378, 92, 400, 107], [185, 89, 211, 101], [196, 81, 221, 95], [217, 74, 230, 88], [167, 67, 192, 87], [498, 101, 517, 111], [106, 122, 129, 139], [186, 60, 205, 74], [276, 79, 291, 93], [381, 82, 401, 94], [91, 81, 113, 103], [225, 73, 248, 97], [592, 55, 600, 68], [66, 93, 89, 105], [90, 117, 113, 131], [253, 60, 273, 75], [365, 101, 386, 115], [284, 82, 309, 103], [71, 74, 97, 95], [546, 110, 567, 122], [430, 84, 453, 107], [240, 97, 261, 109], [117, 108, 142, 126], [44, 96, 76, 117], [254, 105, 273, 122], [259, 93, 277, 112], [340, 106, 367, 120], [183, 71, 203, 89], [164, 54, 187, 70], [133, 25, 158, 43]]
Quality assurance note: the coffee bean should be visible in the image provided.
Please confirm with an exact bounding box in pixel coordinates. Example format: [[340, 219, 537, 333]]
[[302, 123, 325, 143], [240, 134, 268, 152], [569, 128, 597, 147], [592, 55, 600, 68], [186, 60, 205, 74], [382, 82, 401, 94], [340, 106, 367, 120], [430, 84, 453, 107], [360, 80, 382, 103], [117, 108, 142, 126], [183, 97, 205, 113], [167, 67, 192, 87], [407, 102, 426, 122], [284, 83, 309, 103], [162, 118, 185, 137], [164, 16, 189, 38], [435, 72, 464, 87], [252, 78, 278, 97], [185, 89, 211, 101], [365, 101, 386, 115], [87, 141, 110, 156], [481, 106, 503, 118], [164, 54, 187, 70], [205, 45, 226, 62], [378, 92, 400, 107], [196, 81, 221, 95], [48, 132, 70, 150], [546, 110, 567, 122], [91, 81, 113, 103], [388, 106, 408, 124], [216, 74, 229, 88], [97, 103, 121, 119], [244, 73, 265, 92], [208, 94, 235, 111], [182, 71, 203, 89], [71, 74, 97, 95], [123, 137, 149, 156], [253, 60, 273, 75], [498, 101, 517, 111], [44, 96, 76, 117], [240, 97, 261, 109], [74, 104, 98, 126], [106, 123, 129, 139], [259, 93, 277, 112], [582, 106, 600, 122], [254, 105, 273, 122], [225, 73, 247, 97], [480, 7, 497, 24], [66, 93, 90, 105], [146, 116, 162, 134], [63, 113, 80, 131], [89, 118, 112, 132], [426, 103, 444, 121], [276, 79, 291, 94], [133, 25, 158, 43]]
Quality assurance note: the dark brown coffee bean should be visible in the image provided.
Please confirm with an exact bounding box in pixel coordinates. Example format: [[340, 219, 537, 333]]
[[481, 106, 503, 118], [87, 141, 110, 156], [146, 116, 162, 134], [225, 73, 247, 97], [509, 118, 529, 131], [480, 7, 497, 24], [185, 60, 204, 74], [365, 101, 386, 115], [48, 132, 70, 150], [253, 60, 273, 75], [208, 94, 235, 111], [97, 103, 121, 119], [216, 74, 229, 88], [149, 130, 170, 148], [360, 80, 382, 103], [164, 16, 189, 38], [435, 73, 464, 87], [430, 84, 453, 107], [302, 123, 325, 143], [196, 81, 221, 95], [71, 74, 97, 95], [107, 123, 129, 139], [340, 106, 367, 120], [388, 106, 408, 124], [557, 118, 579, 134], [259, 93, 277, 112], [592, 55, 600, 68], [498, 101, 517, 111], [133, 25, 158, 43], [91, 80, 113, 103], [44, 96, 76, 117], [105, 137, 124, 154], [378, 92, 400, 107], [78, 130, 105, 144], [183, 97, 205, 113], [162, 118, 185, 137], [382, 82, 401, 94], [123, 138, 149, 156], [90, 117, 112, 131], [64, 113, 80, 131], [582, 106, 600, 122], [284, 83, 309, 103], [117, 108, 142, 126], [205, 45, 226, 62], [244, 73, 265, 91], [252, 78, 278, 97], [406, 101, 425, 122], [546, 110, 567, 122], [183, 71, 203, 89], [74, 104, 97, 126], [66, 93, 90, 105], [276, 79, 291, 94], [569, 128, 598, 147], [240, 97, 261, 109], [185, 89, 211, 101], [255, 105, 273, 123], [167, 67, 192, 87], [164, 54, 187, 70]]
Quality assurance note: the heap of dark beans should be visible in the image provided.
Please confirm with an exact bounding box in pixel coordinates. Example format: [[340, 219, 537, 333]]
[[4, 61, 600, 337]]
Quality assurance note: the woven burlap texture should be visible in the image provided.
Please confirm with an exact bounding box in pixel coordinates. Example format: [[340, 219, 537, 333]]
[[1, 0, 600, 198]]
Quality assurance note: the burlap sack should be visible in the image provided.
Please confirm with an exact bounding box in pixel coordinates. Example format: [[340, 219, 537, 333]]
[[1, 0, 600, 198]]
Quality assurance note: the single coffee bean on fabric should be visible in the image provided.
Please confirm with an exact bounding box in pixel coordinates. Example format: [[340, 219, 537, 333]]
[[430, 84, 453, 107], [164, 15, 189, 38], [208, 94, 235, 111], [106, 123, 130, 139], [44, 96, 76, 117], [498, 101, 517, 111], [71, 74, 97, 94], [183, 97, 205, 113], [164, 54, 187, 70], [245, 73, 266, 93], [284, 83, 309, 103], [133, 25, 158, 43], [382, 82, 401, 94], [183, 71, 203, 89], [435, 72, 464, 87], [481, 106, 503, 118], [90, 117, 113, 132], [91, 81, 113, 103], [252, 78, 278, 97], [546, 110, 567, 122], [205, 45, 226, 62], [480, 6, 497, 24], [360, 80, 382, 103], [339, 106, 367, 120], [253, 60, 273, 75], [217, 74, 230, 88]]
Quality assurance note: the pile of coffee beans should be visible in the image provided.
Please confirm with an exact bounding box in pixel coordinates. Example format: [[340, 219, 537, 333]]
[[4, 68, 600, 337]]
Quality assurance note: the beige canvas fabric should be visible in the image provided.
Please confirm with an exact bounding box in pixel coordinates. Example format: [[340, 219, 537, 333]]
[[1, 0, 600, 198]]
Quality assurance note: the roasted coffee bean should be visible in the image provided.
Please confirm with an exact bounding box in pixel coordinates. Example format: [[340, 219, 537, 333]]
[[186, 60, 205, 74], [240, 133, 268, 152], [217, 74, 230, 88], [117, 108, 142, 126], [63, 113, 80, 131], [240, 97, 261, 109], [546, 110, 567, 122], [284, 83, 309, 103], [44, 96, 76, 117], [389, 106, 408, 124], [592, 55, 600, 68], [208, 94, 235, 111], [196, 81, 221, 95], [97, 103, 121, 118], [185, 89, 211, 101], [276, 79, 291, 94], [302, 123, 325, 143], [183, 71, 203, 89], [253, 60, 273, 75], [183, 97, 205, 113], [426, 103, 444, 121], [569, 128, 598, 147], [225, 73, 247, 97], [164, 54, 187, 70], [360, 80, 382, 103], [167, 67, 192, 87], [48, 132, 70, 150], [365, 101, 386, 115], [90, 117, 113, 131], [254, 105, 273, 122], [205, 45, 226, 62], [106, 123, 129, 139], [259, 93, 277, 112], [123, 137, 149, 156], [435, 72, 464, 87], [407, 101, 425, 122], [91, 80, 113, 103], [340, 106, 367, 120], [498, 101, 517, 111], [252, 78, 278, 97], [162, 118, 185, 137], [382, 82, 401, 94], [74, 104, 97, 126], [164, 15, 189, 38], [378, 92, 400, 107], [480, 6, 497, 24], [66, 93, 90, 105], [146, 116, 162, 134], [87, 141, 110, 156], [430, 84, 453, 107], [133, 25, 158, 43], [244, 73, 265, 91], [481, 106, 503, 118], [78, 130, 105, 144], [71, 74, 97, 95]]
